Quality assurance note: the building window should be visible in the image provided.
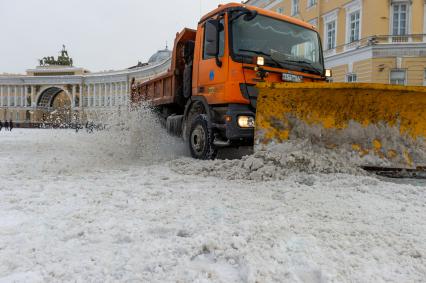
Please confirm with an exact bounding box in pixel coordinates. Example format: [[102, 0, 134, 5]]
[[292, 0, 299, 16], [392, 3, 408, 35], [349, 11, 360, 42], [390, 69, 406, 85], [326, 21, 336, 50], [276, 7, 284, 14], [307, 0, 316, 8], [346, 73, 357, 82]]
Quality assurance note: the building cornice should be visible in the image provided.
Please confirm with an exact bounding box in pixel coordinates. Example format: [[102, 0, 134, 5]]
[[0, 58, 171, 85], [26, 66, 89, 73], [325, 43, 426, 68]]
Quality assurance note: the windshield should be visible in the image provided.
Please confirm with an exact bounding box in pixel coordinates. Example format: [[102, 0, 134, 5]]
[[231, 14, 324, 75]]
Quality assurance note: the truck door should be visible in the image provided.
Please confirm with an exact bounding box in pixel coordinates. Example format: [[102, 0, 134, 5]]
[[197, 17, 227, 105]]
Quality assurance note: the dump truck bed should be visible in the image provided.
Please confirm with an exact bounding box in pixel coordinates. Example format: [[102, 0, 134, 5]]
[[131, 28, 197, 107], [131, 72, 174, 106]]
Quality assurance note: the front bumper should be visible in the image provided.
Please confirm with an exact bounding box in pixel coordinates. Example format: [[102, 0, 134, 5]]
[[224, 104, 255, 141]]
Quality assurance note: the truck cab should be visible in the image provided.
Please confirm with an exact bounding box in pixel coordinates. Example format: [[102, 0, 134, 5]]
[[131, 3, 327, 159]]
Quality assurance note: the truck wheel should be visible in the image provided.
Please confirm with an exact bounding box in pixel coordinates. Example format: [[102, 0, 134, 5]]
[[189, 114, 217, 160]]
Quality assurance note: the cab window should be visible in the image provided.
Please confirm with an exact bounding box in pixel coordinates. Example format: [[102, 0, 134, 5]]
[[203, 18, 225, 60]]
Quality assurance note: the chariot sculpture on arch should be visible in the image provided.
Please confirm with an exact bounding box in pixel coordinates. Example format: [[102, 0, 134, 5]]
[[39, 45, 74, 67]]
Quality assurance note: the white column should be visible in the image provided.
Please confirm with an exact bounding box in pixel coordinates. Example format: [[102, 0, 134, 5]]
[[121, 82, 126, 105], [86, 85, 89, 107], [98, 83, 101, 107], [88, 84, 91, 107], [108, 83, 112, 108], [99, 84, 102, 107], [15, 86, 18, 107], [103, 83, 106, 107], [94, 84, 97, 107], [8, 86, 12, 107], [14, 86, 18, 107], [98, 83, 102, 107], [24, 86, 28, 107], [31, 86, 36, 107], [115, 83, 118, 107], [103, 84, 105, 108], [118, 83, 122, 105], [105, 83, 109, 107], [104, 84, 108, 108], [110, 83, 114, 107], [22, 86, 26, 107], [87, 84, 91, 107], [99, 84, 106, 107], [72, 85, 76, 109], [7, 86, 11, 107], [20, 86, 23, 107], [0, 86, 3, 107], [112, 83, 116, 107], [124, 82, 128, 105], [79, 84, 83, 108]]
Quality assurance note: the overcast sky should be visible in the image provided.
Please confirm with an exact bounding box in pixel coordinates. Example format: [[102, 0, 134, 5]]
[[0, 0, 225, 74]]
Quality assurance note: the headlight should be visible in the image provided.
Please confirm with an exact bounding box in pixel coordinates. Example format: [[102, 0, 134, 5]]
[[256, 56, 265, 66], [238, 116, 255, 128]]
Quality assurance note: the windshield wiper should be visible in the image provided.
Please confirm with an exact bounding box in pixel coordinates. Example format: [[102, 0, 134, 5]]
[[270, 49, 323, 76], [238, 48, 323, 76], [280, 59, 323, 76], [238, 48, 285, 68]]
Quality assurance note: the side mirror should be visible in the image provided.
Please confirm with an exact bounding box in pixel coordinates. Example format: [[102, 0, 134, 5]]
[[205, 19, 219, 57]]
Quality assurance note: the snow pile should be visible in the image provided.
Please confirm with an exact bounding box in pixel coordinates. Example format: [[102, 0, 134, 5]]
[[170, 141, 365, 181]]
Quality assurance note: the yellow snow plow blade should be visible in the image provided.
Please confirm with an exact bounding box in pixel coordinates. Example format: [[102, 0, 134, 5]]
[[255, 82, 426, 169]]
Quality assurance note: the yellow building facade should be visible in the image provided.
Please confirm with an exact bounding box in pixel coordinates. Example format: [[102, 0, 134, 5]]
[[245, 0, 426, 85]]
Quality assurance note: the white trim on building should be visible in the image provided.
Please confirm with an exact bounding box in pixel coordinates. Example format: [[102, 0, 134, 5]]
[[322, 9, 339, 54], [291, 0, 299, 16], [389, 0, 413, 43], [344, 0, 362, 48]]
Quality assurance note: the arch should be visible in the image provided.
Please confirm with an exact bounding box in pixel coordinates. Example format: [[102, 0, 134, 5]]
[[36, 86, 72, 108]]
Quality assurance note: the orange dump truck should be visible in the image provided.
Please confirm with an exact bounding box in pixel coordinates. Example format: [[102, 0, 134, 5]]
[[131, 3, 329, 159], [131, 2, 426, 170]]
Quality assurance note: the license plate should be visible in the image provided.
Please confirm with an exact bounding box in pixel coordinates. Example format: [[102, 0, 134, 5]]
[[282, 73, 303, 82]]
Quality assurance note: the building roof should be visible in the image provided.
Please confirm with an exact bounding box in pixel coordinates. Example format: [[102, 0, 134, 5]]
[[148, 48, 172, 64]]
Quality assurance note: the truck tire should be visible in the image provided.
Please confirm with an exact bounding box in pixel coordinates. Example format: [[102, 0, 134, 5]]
[[166, 114, 183, 137], [189, 114, 217, 160]]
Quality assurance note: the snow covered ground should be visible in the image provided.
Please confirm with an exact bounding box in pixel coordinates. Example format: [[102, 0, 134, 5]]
[[0, 128, 425, 282]]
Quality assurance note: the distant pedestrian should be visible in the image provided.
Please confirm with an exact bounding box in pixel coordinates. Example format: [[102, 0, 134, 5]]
[[4, 120, 9, 131], [9, 119, 13, 131], [0, 120, 2, 132]]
